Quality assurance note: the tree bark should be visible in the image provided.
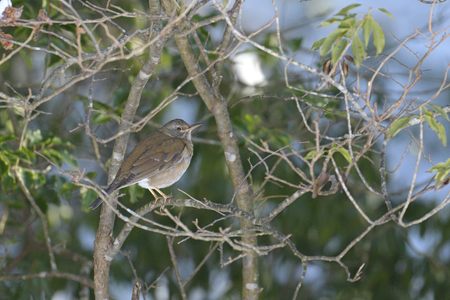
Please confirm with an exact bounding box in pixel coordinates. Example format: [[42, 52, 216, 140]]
[[92, 1, 165, 298], [161, 1, 260, 298]]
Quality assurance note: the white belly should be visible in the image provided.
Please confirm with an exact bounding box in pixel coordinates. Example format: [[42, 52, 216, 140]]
[[137, 154, 191, 189]]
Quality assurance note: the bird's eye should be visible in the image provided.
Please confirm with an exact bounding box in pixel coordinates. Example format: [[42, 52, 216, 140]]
[[176, 126, 182, 131]]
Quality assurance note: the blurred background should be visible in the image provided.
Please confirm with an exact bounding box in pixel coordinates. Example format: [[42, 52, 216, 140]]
[[0, 0, 449, 299]]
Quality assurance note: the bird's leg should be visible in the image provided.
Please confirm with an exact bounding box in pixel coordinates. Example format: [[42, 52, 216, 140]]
[[148, 188, 171, 207], [148, 188, 160, 200], [155, 188, 170, 199], [156, 188, 173, 209]]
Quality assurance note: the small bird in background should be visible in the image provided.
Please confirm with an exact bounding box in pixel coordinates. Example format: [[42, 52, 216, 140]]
[[90, 119, 202, 209]]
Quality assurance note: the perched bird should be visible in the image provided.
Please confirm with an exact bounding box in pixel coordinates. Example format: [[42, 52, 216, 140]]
[[90, 119, 201, 209]]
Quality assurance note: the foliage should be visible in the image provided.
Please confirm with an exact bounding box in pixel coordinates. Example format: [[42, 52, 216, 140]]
[[312, 4, 389, 66], [0, 0, 449, 299]]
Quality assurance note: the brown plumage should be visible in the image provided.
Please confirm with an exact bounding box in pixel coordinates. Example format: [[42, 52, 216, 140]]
[[90, 119, 201, 209]]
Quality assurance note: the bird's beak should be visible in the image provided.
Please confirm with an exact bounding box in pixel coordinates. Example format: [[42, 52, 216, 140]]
[[188, 122, 203, 132]]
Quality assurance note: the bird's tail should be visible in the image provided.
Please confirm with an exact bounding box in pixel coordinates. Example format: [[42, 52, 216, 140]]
[[89, 197, 103, 210], [89, 185, 113, 210]]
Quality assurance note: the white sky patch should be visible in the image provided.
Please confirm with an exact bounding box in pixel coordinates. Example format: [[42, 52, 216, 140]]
[[407, 227, 441, 257], [163, 96, 199, 125], [77, 225, 95, 251], [0, 0, 11, 17], [232, 52, 266, 86]]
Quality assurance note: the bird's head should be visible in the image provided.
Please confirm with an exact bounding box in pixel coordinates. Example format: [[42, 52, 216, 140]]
[[161, 119, 202, 139]]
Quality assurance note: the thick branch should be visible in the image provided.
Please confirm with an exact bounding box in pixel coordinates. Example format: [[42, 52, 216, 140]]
[[92, 1, 166, 298], [161, 1, 259, 298]]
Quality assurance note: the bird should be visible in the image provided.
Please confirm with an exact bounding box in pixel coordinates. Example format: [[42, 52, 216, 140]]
[[90, 119, 202, 209]]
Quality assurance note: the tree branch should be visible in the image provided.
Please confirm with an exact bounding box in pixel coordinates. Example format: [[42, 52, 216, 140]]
[[161, 1, 259, 298], [92, 1, 166, 298]]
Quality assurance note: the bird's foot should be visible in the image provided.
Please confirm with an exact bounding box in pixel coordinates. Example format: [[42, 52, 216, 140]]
[[153, 195, 172, 215], [159, 194, 172, 208]]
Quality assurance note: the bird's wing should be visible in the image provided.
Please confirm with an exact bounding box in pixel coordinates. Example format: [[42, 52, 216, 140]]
[[109, 132, 186, 190]]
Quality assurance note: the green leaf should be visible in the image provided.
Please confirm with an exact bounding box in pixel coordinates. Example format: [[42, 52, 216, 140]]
[[378, 8, 393, 18], [274, 134, 291, 147], [429, 159, 450, 187], [93, 100, 113, 111], [93, 113, 113, 125], [80, 187, 98, 208], [387, 116, 413, 138], [334, 146, 352, 163], [160, 51, 173, 70], [363, 15, 373, 47], [331, 38, 348, 64], [336, 4, 362, 16], [42, 148, 64, 165], [320, 29, 345, 57], [243, 114, 262, 133], [129, 184, 138, 204], [18, 147, 35, 164], [0, 135, 15, 145], [0, 150, 14, 166], [48, 53, 64, 67], [338, 17, 357, 29], [61, 150, 77, 166], [371, 19, 385, 55], [26, 129, 43, 146], [320, 17, 341, 27], [425, 112, 447, 146], [311, 38, 326, 50], [351, 35, 366, 67], [430, 104, 450, 121], [0, 156, 8, 175], [263, 33, 278, 49], [290, 38, 303, 52], [305, 150, 319, 161]]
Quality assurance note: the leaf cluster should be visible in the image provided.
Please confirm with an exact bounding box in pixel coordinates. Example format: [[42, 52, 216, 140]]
[[312, 4, 389, 67]]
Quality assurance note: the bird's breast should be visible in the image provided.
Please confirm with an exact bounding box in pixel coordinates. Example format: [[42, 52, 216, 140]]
[[138, 148, 193, 189]]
